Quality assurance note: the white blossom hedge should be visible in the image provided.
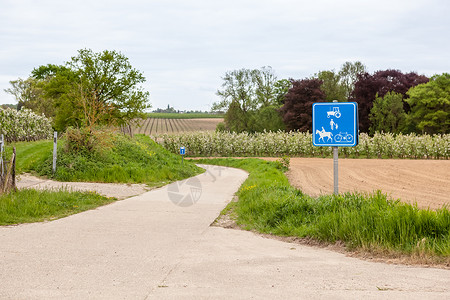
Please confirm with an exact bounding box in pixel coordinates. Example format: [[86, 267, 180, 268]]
[[0, 108, 53, 142], [157, 131, 449, 159]]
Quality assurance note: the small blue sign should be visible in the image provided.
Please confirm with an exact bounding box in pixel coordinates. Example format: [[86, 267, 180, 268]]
[[180, 146, 186, 155], [312, 102, 358, 147]]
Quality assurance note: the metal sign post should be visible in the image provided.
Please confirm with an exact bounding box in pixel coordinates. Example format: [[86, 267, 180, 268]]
[[333, 146, 338, 194], [312, 101, 358, 195], [180, 146, 186, 165], [52, 132, 57, 174]]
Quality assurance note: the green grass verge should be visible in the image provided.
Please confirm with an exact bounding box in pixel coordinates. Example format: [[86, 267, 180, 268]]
[[196, 158, 450, 262], [10, 133, 203, 186], [7, 139, 53, 173], [146, 112, 224, 119], [0, 188, 115, 225]]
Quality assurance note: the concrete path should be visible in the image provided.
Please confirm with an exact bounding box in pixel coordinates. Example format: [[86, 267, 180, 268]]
[[1, 165, 449, 299]]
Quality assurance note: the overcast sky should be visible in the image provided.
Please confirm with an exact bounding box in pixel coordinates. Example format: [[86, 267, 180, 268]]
[[1, 0, 449, 111]]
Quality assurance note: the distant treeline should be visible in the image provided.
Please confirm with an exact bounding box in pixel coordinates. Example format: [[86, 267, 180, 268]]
[[146, 112, 224, 119], [0, 104, 17, 110]]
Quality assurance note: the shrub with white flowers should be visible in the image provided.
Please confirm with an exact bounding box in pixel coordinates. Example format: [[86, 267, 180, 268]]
[[0, 108, 53, 142], [157, 131, 449, 159]]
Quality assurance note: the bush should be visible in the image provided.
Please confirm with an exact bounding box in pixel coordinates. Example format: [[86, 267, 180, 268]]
[[157, 131, 449, 159], [64, 127, 115, 155], [0, 108, 52, 142], [215, 122, 227, 132]]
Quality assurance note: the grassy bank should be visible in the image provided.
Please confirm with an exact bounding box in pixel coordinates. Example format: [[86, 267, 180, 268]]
[[196, 158, 450, 263], [10, 131, 203, 186], [0, 188, 114, 225], [1, 131, 203, 225], [8, 139, 53, 173]]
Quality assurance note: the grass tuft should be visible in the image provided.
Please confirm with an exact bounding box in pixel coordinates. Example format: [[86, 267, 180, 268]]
[[0, 188, 115, 225]]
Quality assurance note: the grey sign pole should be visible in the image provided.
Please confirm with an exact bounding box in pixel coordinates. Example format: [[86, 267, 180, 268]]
[[333, 146, 338, 195], [313, 100, 358, 196], [52, 131, 57, 174], [332, 100, 338, 195]]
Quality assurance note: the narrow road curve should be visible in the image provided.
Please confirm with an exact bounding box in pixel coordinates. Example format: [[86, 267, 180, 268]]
[[1, 165, 449, 299]]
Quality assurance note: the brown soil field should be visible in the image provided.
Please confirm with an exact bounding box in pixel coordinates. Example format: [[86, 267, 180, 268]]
[[285, 158, 450, 210], [134, 118, 223, 135]]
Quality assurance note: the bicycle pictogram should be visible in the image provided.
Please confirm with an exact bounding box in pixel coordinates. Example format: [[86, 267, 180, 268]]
[[334, 132, 353, 143]]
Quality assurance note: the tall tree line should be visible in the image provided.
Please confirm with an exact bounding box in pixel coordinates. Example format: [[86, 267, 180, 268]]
[[215, 63, 449, 135]]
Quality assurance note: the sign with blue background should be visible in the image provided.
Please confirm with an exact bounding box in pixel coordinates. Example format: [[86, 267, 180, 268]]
[[180, 146, 186, 155], [312, 102, 358, 147]]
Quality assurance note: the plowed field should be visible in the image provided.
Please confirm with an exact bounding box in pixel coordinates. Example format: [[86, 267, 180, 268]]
[[285, 158, 450, 210], [133, 118, 223, 135]]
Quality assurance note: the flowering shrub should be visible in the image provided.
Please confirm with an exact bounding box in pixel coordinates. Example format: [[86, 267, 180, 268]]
[[0, 108, 53, 142], [157, 131, 449, 159]]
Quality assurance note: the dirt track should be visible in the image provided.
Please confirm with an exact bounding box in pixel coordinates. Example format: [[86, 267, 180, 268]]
[[285, 158, 450, 210]]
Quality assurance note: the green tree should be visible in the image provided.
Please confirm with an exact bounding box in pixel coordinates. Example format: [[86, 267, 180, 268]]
[[405, 73, 450, 134], [369, 92, 406, 134], [32, 64, 72, 80], [214, 66, 286, 132], [249, 105, 285, 132], [224, 100, 247, 132], [67, 49, 150, 128], [214, 68, 255, 129], [338, 61, 367, 99], [30, 65, 81, 131], [273, 79, 292, 105], [254, 66, 279, 107], [7, 50, 151, 132], [314, 62, 365, 102], [316, 70, 346, 101], [4, 77, 48, 114]]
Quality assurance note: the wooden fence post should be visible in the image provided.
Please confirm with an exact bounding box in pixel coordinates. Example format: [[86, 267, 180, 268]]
[[0, 134, 4, 177], [2, 150, 15, 194], [12, 147, 16, 191]]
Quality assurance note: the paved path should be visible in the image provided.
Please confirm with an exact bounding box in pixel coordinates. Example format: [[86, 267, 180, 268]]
[[1, 165, 449, 299]]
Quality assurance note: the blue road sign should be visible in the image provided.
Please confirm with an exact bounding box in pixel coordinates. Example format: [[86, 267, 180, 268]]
[[312, 102, 358, 147], [180, 146, 186, 155]]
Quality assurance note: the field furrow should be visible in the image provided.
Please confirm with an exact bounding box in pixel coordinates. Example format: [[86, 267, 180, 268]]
[[143, 118, 151, 134], [148, 118, 155, 135], [172, 119, 180, 133]]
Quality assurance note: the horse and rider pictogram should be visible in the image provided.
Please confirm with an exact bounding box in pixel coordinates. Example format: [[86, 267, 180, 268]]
[[315, 127, 333, 142]]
